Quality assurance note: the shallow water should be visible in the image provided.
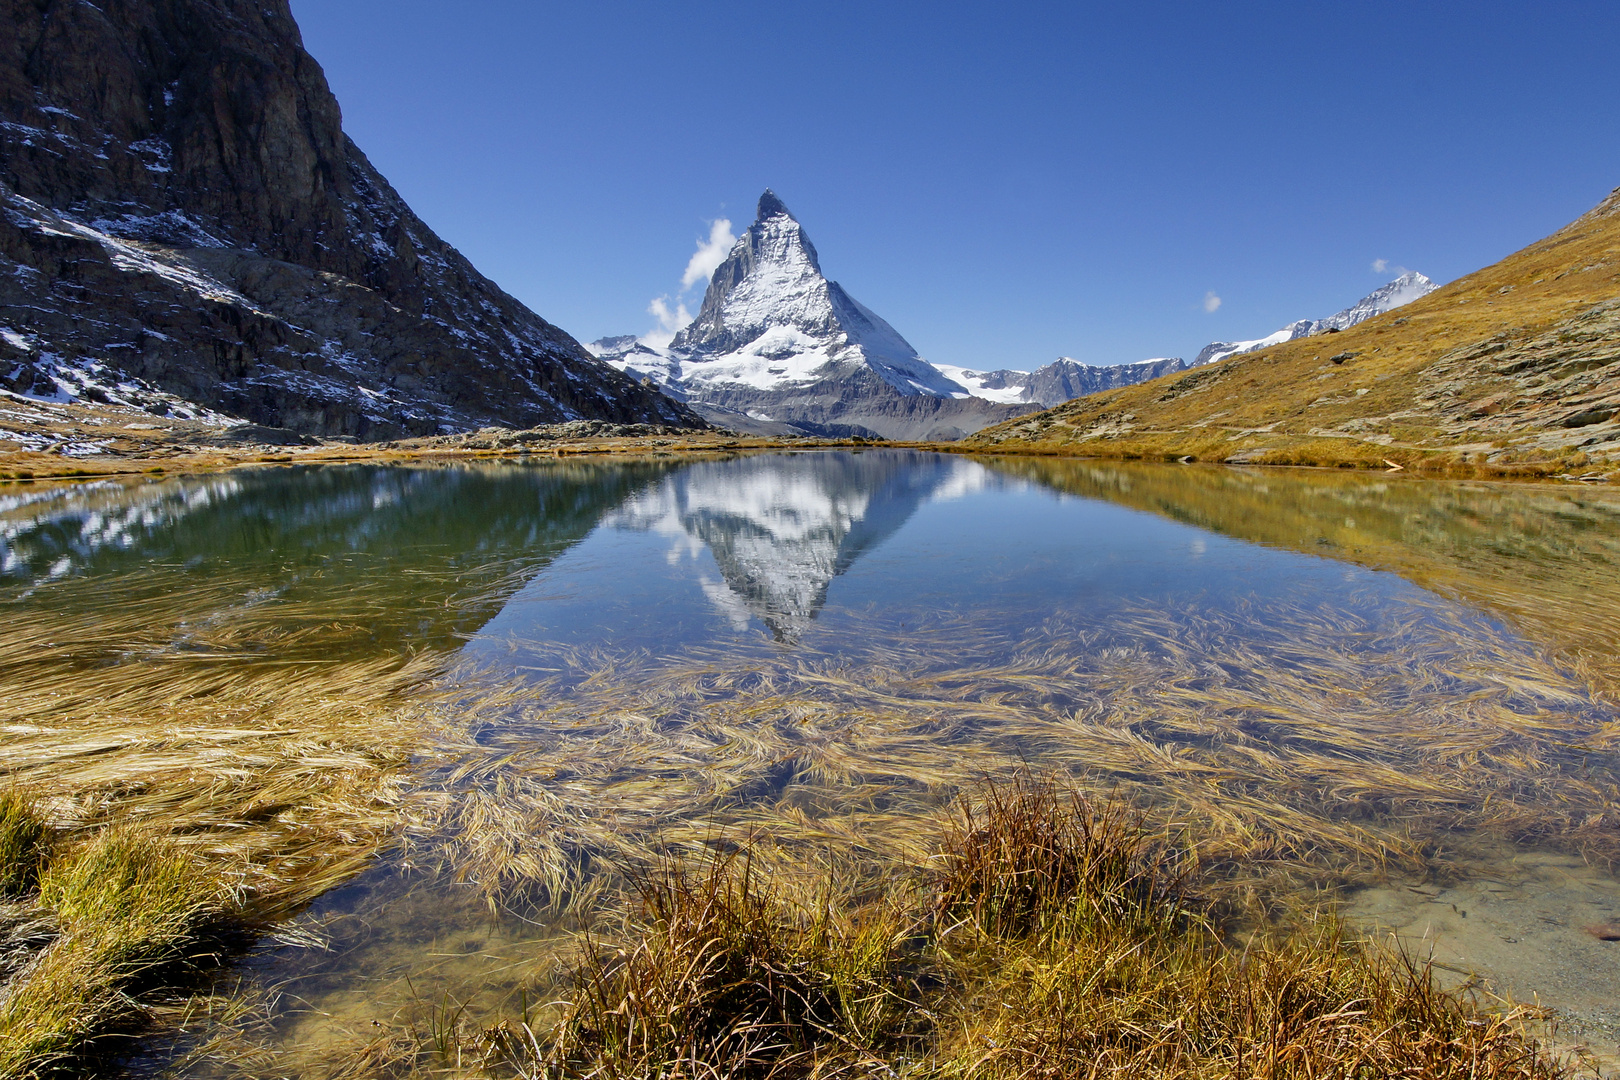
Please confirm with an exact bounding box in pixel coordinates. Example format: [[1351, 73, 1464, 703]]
[[3, 451, 1618, 1070]]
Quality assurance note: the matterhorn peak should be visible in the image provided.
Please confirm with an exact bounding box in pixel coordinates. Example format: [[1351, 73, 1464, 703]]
[[595, 191, 1039, 439], [755, 189, 794, 222]]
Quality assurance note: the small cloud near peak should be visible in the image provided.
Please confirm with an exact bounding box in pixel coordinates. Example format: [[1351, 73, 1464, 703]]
[[637, 213, 734, 349], [1203, 291, 1222, 314], [680, 218, 736, 291], [642, 296, 692, 350], [1372, 258, 1389, 273]]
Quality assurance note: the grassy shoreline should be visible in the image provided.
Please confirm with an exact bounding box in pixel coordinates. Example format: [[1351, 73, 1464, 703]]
[[1, 420, 1616, 489], [0, 780, 1581, 1079]]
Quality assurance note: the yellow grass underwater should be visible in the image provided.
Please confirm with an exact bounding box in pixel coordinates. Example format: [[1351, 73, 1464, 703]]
[[0, 463, 1617, 1077]]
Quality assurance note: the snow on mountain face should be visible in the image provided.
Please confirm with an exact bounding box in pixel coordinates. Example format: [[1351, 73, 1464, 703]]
[[1193, 272, 1438, 367], [1317, 272, 1437, 331], [936, 357, 1190, 408], [594, 192, 1036, 440], [667, 190, 966, 398]]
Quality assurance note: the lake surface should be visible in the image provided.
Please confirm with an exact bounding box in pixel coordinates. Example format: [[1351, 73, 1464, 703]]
[[3, 450, 1618, 1066]]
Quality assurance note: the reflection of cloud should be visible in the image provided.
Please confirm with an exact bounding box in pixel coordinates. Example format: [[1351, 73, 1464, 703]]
[[608, 452, 1000, 640]]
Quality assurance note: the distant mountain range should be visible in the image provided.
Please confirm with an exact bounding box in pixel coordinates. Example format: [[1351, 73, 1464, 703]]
[[1190, 272, 1438, 367], [596, 192, 1438, 435], [0, 0, 1448, 449], [967, 188, 1620, 469], [932, 273, 1438, 410]]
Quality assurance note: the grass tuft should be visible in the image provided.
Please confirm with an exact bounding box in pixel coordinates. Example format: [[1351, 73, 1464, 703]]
[[936, 774, 1182, 940], [0, 791, 51, 897], [0, 823, 236, 1079], [535, 850, 921, 1080], [417, 778, 1561, 1080]]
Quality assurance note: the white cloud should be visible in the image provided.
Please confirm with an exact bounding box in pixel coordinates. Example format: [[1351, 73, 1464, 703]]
[[1371, 258, 1389, 274], [635, 216, 736, 350], [680, 218, 735, 291], [641, 296, 693, 350], [1202, 291, 1222, 313]]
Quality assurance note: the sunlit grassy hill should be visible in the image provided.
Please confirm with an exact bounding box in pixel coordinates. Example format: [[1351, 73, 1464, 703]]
[[966, 186, 1620, 477]]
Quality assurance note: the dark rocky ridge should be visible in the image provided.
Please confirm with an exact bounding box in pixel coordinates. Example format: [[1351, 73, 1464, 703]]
[[0, 0, 701, 438]]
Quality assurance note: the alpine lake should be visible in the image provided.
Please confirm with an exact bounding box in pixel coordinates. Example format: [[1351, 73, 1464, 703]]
[[4, 449, 1620, 1073]]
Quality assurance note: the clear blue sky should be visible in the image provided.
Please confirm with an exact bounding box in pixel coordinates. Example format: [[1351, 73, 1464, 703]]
[[289, 1, 1620, 370]]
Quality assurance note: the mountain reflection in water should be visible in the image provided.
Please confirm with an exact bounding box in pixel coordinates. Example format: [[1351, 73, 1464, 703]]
[[606, 451, 992, 640]]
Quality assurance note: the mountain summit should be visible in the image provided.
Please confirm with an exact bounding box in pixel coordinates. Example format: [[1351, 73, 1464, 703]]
[[595, 191, 1034, 439], [670, 190, 970, 399]]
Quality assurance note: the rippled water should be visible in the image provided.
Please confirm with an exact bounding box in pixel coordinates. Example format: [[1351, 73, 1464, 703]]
[[3, 451, 1618, 1066]]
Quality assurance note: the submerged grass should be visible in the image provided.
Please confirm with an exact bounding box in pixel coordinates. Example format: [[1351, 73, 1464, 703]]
[[0, 568, 457, 1073], [0, 488, 1615, 1074], [406, 594, 1620, 927], [404, 776, 1563, 1080]]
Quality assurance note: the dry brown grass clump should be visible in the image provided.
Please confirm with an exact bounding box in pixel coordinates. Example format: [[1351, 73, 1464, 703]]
[[408, 777, 1561, 1080]]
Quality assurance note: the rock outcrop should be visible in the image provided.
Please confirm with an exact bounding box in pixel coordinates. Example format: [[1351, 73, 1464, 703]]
[[0, 0, 700, 438]]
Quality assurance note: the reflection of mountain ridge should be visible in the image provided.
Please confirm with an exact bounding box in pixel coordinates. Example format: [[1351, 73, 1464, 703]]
[[991, 457, 1620, 695], [610, 451, 993, 639], [1, 462, 679, 658]]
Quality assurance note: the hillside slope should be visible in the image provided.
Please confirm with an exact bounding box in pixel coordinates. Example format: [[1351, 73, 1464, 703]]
[[0, 0, 699, 439], [967, 188, 1620, 477]]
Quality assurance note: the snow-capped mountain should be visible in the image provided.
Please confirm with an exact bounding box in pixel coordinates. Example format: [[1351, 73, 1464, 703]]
[[935, 357, 1190, 409], [593, 192, 1035, 440], [594, 193, 1440, 432], [1192, 272, 1437, 367]]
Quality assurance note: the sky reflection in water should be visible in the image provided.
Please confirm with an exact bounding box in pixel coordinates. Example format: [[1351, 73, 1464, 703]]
[[465, 450, 1432, 667]]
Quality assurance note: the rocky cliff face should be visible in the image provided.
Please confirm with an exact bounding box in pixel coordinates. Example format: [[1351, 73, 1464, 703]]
[[596, 191, 1034, 440], [0, 0, 699, 438]]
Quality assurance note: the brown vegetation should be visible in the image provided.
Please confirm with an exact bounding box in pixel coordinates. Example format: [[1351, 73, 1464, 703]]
[[411, 777, 1565, 1080], [963, 187, 1620, 474]]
